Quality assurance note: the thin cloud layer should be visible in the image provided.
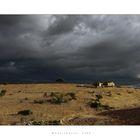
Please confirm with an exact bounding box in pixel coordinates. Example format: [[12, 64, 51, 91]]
[[0, 15, 140, 84]]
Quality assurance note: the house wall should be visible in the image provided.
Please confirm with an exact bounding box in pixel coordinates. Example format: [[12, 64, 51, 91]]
[[108, 82, 115, 87]]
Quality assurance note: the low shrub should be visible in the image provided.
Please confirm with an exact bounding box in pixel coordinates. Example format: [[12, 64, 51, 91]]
[[88, 99, 113, 110], [95, 94, 103, 101], [88, 94, 106, 110], [127, 90, 133, 94], [88, 100, 101, 108], [48, 92, 76, 104], [49, 94, 64, 104], [0, 89, 6, 97], [24, 97, 28, 100], [88, 94, 113, 110], [17, 110, 33, 116], [34, 99, 46, 104]]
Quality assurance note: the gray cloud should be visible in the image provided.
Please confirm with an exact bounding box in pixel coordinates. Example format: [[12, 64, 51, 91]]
[[45, 15, 81, 35], [0, 15, 140, 84]]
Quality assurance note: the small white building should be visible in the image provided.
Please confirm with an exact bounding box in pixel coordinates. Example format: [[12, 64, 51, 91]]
[[93, 82, 103, 87], [103, 81, 115, 87]]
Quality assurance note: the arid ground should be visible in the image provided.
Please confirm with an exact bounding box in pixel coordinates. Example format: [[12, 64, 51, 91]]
[[0, 83, 140, 125]]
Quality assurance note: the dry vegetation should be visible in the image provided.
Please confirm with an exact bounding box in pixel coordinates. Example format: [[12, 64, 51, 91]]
[[0, 83, 140, 125]]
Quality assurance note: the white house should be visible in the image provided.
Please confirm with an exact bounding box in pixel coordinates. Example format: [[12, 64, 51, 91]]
[[103, 81, 115, 87], [93, 82, 103, 87]]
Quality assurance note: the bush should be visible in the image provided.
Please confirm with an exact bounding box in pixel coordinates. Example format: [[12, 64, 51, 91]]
[[17, 110, 32, 116], [89, 100, 101, 108], [34, 99, 46, 104], [47, 92, 76, 104], [88, 94, 113, 110], [127, 90, 133, 94], [49, 94, 64, 104], [88, 94, 103, 110], [95, 94, 103, 101], [0, 89, 6, 97]]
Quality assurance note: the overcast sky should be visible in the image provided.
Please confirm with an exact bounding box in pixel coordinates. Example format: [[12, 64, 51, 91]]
[[0, 15, 140, 84]]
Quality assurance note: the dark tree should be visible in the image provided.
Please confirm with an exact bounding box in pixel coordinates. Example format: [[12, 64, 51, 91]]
[[55, 78, 64, 83]]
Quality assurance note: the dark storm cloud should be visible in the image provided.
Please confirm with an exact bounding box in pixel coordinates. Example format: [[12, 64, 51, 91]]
[[0, 15, 140, 84], [46, 15, 81, 35]]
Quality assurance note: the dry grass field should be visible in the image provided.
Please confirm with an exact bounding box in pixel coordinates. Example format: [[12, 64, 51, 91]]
[[0, 83, 140, 125]]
